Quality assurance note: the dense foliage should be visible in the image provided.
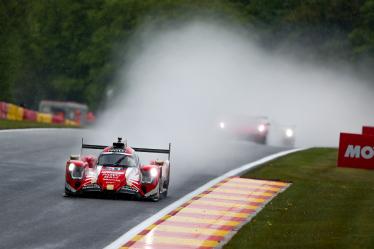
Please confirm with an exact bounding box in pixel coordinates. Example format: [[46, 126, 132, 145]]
[[0, 0, 373, 110]]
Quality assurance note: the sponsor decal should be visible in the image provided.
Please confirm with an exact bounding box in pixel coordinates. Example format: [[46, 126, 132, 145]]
[[82, 184, 100, 190], [109, 149, 125, 153], [101, 169, 125, 174], [106, 184, 114, 190], [101, 170, 125, 180]]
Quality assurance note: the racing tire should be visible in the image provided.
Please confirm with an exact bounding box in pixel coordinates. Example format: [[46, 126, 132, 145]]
[[162, 189, 168, 198], [162, 168, 170, 198], [64, 188, 75, 197], [150, 178, 162, 202]]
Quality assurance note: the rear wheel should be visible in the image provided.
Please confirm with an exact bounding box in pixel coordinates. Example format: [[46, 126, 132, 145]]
[[150, 178, 162, 202], [162, 189, 168, 198], [162, 168, 170, 198]]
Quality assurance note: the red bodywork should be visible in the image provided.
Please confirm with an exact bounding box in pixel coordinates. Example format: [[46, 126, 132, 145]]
[[65, 143, 170, 201]]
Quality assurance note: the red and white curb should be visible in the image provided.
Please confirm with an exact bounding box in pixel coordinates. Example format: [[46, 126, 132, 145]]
[[121, 177, 290, 248], [105, 149, 305, 249]]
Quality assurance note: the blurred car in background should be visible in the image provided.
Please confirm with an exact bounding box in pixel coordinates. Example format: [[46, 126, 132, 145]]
[[280, 125, 296, 147], [218, 116, 270, 144]]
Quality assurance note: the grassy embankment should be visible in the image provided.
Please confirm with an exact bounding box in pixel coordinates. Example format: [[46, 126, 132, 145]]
[[0, 119, 78, 129], [224, 148, 374, 249]]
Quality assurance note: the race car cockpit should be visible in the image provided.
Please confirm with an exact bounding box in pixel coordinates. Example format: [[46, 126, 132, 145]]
[[98, 154, 137, 167]]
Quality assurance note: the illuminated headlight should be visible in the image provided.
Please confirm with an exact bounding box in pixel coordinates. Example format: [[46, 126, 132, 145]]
[[258, 124, 266, 133], [68, 163, 83, 179], [150, 168, 158, 178], [285, 128, 294, 138], [68, 163, 75, 171], [219, 122, 225, 129]]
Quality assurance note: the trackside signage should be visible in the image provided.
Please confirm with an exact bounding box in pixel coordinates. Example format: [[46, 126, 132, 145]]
[[338, 133, 374, 169], [363, 126, 374, 136]]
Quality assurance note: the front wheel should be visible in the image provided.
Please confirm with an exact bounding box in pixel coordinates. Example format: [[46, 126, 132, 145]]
[[64, 188, 74, 197]]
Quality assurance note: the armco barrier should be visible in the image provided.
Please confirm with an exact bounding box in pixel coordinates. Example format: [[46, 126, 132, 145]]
[[23, 109, 37, 121], [36, 113, 52, 124], [0, 102, 7, 119], [7, 104, 24, 121]]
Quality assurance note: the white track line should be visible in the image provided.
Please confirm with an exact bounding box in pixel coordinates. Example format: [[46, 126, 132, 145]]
[[104, 147, 306, 249]]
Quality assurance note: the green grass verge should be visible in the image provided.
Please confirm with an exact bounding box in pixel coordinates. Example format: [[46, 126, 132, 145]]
[[224, 148, 374, 249], [0, 119, 78, 129]]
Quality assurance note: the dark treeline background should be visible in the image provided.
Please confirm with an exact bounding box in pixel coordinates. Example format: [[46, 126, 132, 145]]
[[1, 0, 373, 111]]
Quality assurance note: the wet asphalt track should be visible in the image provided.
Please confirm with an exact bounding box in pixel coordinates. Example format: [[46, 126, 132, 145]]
[[0, 129, 286, 249]]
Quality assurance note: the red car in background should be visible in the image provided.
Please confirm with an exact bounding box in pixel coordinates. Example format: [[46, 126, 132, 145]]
[[218, 116, 270, 144], [64, 138, 171, 201]]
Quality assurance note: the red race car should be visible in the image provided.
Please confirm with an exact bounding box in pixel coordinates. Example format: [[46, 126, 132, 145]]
[[64, 138, 171, 201]]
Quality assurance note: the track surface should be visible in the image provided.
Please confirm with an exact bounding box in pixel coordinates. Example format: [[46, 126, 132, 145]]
[[0, 129, 285, 249]]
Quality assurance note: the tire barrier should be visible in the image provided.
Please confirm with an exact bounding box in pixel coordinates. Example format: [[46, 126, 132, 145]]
[[7, 103, 24, 121], [52, 113, 65, 124], [23, 109, 37, 121], [0, 102, 7, 119], [36, 113, 53, 123], [64, 119, 78, 126], [0, 101, 79, 126]]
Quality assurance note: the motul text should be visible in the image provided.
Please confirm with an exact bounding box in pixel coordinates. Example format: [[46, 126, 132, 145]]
[[344, 145, 374, 159]]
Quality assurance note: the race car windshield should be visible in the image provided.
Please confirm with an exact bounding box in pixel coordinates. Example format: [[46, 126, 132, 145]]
[[98, 154, 137, 167]]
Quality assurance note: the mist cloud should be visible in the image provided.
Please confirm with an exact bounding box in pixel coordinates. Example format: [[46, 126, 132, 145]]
[[95, 21, 374, 148]]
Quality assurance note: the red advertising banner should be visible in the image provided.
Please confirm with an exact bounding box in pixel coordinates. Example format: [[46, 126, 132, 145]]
[[338, 132, 374, 169], [362, 126, 374, 136]]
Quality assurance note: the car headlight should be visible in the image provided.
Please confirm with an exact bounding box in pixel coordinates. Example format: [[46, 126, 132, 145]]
[[68, 163, 84, 179], [219, 122, 225, 129], [258, 124, 266, 133], [68, 163, 75, 171], [285, 128, 294, 138], [150, 168, 158, 178]]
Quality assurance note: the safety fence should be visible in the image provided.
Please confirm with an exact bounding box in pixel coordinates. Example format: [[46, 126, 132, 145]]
[[0, 101, 79, 126]]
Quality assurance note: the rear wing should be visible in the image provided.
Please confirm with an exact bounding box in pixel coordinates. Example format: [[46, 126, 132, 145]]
[[81, 139, 171, 161]]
